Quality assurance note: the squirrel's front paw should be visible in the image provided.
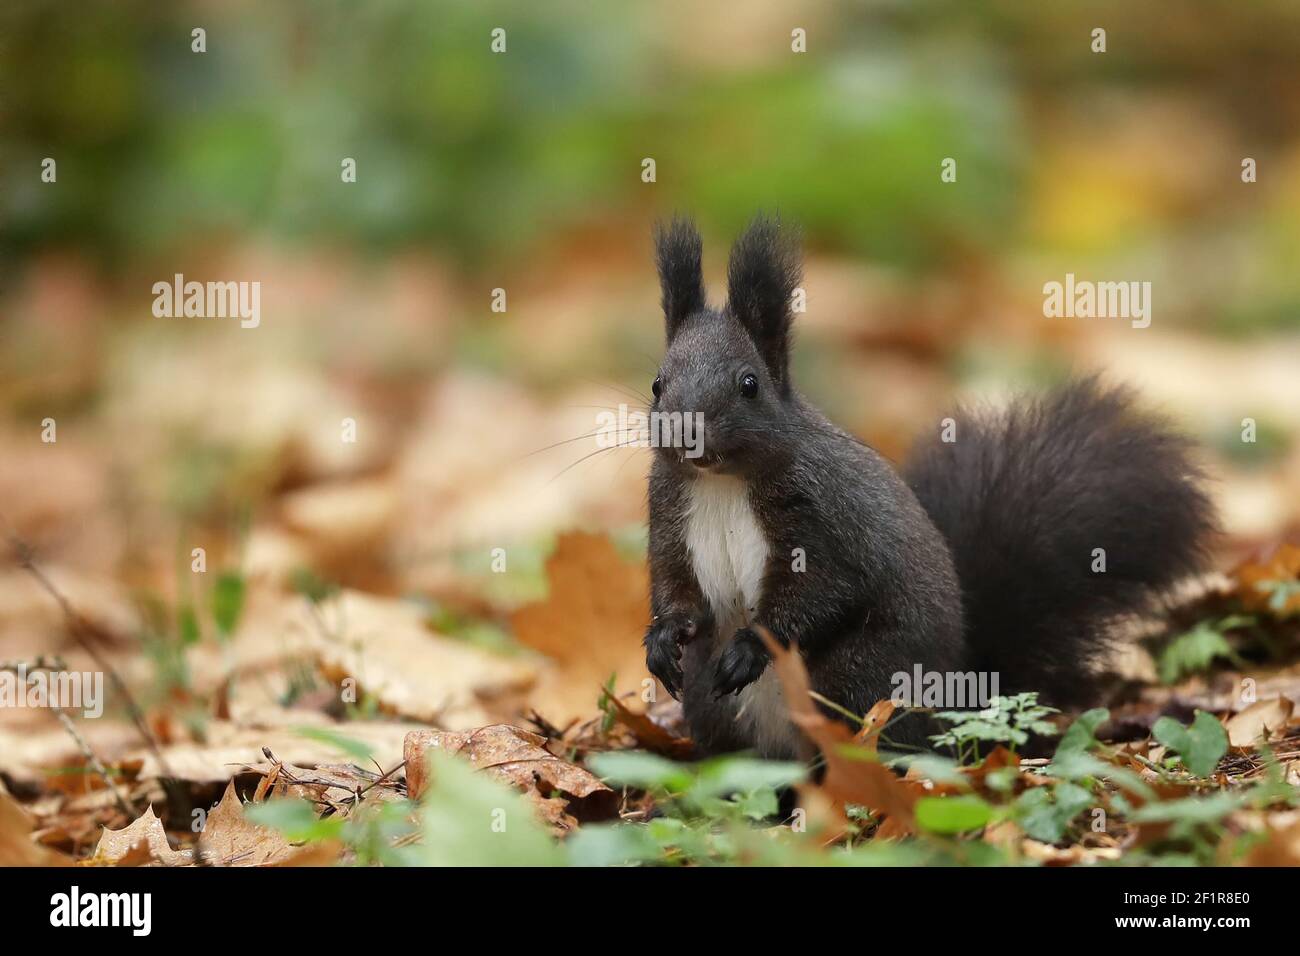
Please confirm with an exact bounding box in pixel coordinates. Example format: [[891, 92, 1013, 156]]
[[712, 628, 771, 698], [644, 613, 698, 700]]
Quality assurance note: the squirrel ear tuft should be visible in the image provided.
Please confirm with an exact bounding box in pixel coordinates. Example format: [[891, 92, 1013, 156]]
[[653, 216, 705, 339], [726, 214, 801, 390]]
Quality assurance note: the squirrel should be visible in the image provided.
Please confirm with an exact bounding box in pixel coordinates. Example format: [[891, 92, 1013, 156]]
[[642, 215, 1216, 759]]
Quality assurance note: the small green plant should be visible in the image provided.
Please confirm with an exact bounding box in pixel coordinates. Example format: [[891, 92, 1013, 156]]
[[1127, 791, 1249, 864], [290, 567, 340, 605], [596, 672, 619, 734], [1256, 579, 1300, 618], [1012, 782, 1096, 844], [211, 570, 246, 639], [1156, 616, 1251, 684], [914, 794, 994, 835], [249, 795, 422, 866], [928, 692, 1060, 763], [424, 599, 518, 653], [571, 751, 808, 865], [1152, 711, 1229, 778]]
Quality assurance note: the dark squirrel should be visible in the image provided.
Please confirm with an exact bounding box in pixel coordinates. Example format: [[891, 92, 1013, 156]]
[[642, 215, 1216, 758]]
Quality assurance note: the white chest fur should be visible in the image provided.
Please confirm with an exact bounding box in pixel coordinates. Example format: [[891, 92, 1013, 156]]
[[683, 473, 770, 627], [683, 473, 797, 757]]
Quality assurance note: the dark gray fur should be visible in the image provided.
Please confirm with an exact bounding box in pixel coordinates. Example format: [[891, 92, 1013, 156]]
[[643, 215, 1216, 758]]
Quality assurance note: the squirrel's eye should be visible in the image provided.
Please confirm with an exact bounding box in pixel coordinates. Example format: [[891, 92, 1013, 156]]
[[652, 375, 663, 399], [740, 373, 758, 399]]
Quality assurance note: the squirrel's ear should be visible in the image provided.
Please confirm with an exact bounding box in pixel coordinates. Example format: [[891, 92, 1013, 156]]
[[654, 216, 705, 339], [726, 215, 801, 390]]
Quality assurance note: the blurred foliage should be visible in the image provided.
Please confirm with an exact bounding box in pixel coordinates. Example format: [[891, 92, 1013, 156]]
[[4, 0, 1300, 336]]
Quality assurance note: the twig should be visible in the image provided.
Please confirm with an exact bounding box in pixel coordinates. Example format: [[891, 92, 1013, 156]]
[[354, 759, 406, 799], [2, 519, 176, 783], [55, 711, 138, 818]]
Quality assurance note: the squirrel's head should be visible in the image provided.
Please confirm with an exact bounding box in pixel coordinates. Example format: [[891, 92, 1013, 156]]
[[651, 215, 801, 477]]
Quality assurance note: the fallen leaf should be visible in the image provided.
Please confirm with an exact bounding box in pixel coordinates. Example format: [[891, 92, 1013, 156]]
[[404, 725, 616, 831], [759, 629, 917, 832], [1021, 840, 1123, 865], [1234, 543, 1300, 617], [853, 699, 897, 751], [308, 590, 537, 727], [606, 695, 694, 759], [0, 788, 70, 866], [85, 805, 189, 867], [966, 746, 1024, 795], [1241, 816, 1300, 866], [510, 532, 651, 724], [197, 781, 297, 866], [1225, 696, 1295, 749], [123, 715, 421, 783], [280, 478, 400, 586], [272, 839, 342, 867]]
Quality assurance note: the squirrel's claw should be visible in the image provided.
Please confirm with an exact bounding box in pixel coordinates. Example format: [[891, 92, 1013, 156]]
[[711, 627, 770, 699], [644, 614, 695, 700]]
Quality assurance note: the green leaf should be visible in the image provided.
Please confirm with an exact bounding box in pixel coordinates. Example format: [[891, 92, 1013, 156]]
[[1055, 707, 1109, 757], [565, 822, 664, 866], [177, 605, 201, 646], [1047, 750, 1154, 801], [597, 672, 618, 734], [890, 753, 968, 786], [291, 568, 339, 605], [734, 787, 780, 821], [586, 751, 695, 794], [1016, 781, 1095, 843], [914, 794, 992, 834], [293, 726, 374, 764], [690, 756, 805, 799], [1157, 619, 1247, 684], [414, 749, 561, 866], [1153, 711, 1228, 778], [1130, 790, 1245, 827], [212, 571, 246, 637], [245, 798, 344, 843]]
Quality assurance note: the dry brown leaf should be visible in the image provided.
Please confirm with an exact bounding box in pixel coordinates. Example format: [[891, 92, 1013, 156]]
[[982, 819, 1024, 850], [392, 377, 649, 570], [280, 478, 400, 586], [510, 532, 651, 724], [853, 699, 897, 751], [197, 781, 297, 866], [759, 629, 917, 832], [85, 805, 189, 867], [966, 746, 1024, 795], [253, 763, 282, 803], [1022, 840, 1123, 865], [309, 590, 537, 727], [1234, 543, 1300, 616], [171, 587, 534, 728], [123, 716, 423, 783], [272, 839, 343, 867], [1240, 816, 1300, 866], [606, 695, 694, 758], [1225, 696, 1295, 749], [0, 788, 70, 866], [404, 724, 616, 830]]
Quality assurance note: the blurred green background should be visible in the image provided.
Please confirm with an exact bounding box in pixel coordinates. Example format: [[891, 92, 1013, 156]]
[[2, 0, 1299, 589]]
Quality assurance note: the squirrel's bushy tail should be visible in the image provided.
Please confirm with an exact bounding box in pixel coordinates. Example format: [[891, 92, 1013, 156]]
[[904, 376, 1216, 707]]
